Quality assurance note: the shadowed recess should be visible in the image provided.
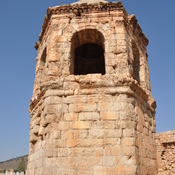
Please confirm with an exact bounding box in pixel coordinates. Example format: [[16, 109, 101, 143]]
[[74, 43, 105, 75]]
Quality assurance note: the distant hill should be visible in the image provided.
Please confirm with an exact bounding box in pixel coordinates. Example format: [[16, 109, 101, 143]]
[[0, 155, 28, 171]]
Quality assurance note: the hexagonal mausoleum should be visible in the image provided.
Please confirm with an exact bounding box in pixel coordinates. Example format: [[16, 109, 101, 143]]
[[27, 1, 157, 175]]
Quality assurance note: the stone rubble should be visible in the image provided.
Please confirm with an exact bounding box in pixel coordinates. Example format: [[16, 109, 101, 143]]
[[155, 130, 175, 175]]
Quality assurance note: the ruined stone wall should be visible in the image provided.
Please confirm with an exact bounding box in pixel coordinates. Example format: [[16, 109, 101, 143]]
[[155, 130, 175, 175], [27, 2, 157, 175]]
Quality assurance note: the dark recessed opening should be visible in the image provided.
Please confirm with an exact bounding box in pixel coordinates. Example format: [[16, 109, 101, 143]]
[[132, 42, 140, 84], [40, 47, 46, 66], [74, 43, 105, 75]]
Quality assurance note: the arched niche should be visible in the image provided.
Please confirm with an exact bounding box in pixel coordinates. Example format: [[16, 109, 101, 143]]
[[70, 29, 105, 75]]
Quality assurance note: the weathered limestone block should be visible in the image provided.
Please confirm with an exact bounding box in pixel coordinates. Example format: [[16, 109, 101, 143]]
[[123, 128, 136, 138], [100, 111, 119, 120], [89, 129, 122, 139], [105, 146, 122, 156], [71, 121, 92, 130], [42, 114, 57, 126], [44, 96, 62, 105], [64, 112, 78, 121], [58, 121, 70, 131], [79, 112, 100, 121], [74, 130, 89, 139], [72, 147, 103, 157], [93, 166, 107, 175], [69, 103, 97, 113], [63, 95, 86, 104], [95, 121, 115, 129]]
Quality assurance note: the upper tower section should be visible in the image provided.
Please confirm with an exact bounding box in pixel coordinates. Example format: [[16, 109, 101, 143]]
[[33, 1, 152, 106]]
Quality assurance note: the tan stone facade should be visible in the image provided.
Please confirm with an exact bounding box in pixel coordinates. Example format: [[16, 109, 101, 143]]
[[27, 1, 158, 175], [156, 131, 175, 175]]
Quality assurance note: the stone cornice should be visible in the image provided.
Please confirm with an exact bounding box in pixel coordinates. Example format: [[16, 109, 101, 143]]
[[38, 2, 125, 43], [29, 74, 156, 113]]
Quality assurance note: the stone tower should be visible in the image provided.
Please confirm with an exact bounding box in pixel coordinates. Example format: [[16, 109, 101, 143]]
[[27, 0, 157, 174]]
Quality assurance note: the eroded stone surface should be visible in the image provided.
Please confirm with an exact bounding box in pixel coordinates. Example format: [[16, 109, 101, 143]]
[[155, 131, 175, 175]]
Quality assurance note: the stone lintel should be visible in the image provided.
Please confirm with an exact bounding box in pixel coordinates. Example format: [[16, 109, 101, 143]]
[[38, 1, 125, 42]]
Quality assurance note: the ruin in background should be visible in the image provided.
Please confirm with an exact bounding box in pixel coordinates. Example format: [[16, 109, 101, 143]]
[[27, 0, 175, 174]]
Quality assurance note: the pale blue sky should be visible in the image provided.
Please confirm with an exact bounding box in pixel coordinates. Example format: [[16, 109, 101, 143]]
[[0, 1, 174, 162]]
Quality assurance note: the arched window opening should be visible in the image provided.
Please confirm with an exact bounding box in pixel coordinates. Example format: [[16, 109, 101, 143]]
[[132, 42, 140, 84], [40, 47, 47, 66], [70, 29, 105, 75], [74, 43, 105, 75]]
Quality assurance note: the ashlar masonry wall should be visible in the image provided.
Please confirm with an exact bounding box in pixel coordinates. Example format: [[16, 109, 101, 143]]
[[27, 2, 157, 175]]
